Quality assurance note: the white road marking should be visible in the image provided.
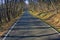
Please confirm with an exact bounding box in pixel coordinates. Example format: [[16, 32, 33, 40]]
[[40, 20, 59, 33], [2, 18, 20, 40], [51, 28, 59, 33]]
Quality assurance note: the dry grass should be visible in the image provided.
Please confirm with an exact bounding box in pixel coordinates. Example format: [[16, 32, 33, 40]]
[[29, 10, 60, 32], [0, 12, 23, 36], [0, 16, 18, 36]]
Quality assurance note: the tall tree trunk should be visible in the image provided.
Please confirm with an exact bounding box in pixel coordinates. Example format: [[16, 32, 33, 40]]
[[5, 0, 11, 21]]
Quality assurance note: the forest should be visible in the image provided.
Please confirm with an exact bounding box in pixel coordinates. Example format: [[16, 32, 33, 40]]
[[0, 0, 24, 32], [29, 0, 60, 32]]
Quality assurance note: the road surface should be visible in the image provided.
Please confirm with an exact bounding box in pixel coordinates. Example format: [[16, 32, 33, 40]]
[[1, 11, 60, 40]]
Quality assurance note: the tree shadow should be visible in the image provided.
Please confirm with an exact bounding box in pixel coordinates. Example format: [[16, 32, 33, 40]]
[[49, 38, 60, 40], [1, 33, 58, 38], [9, 27, 51, 30]]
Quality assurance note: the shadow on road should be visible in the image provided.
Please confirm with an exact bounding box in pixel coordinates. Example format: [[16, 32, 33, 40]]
[[1, 33, 58, 38], [8, 27, 51, 30]]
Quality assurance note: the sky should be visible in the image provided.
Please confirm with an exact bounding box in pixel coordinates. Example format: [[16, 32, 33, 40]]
[[25, 0, 29, 4], [0, 0, 37, 5], [0, 0, 5, 4], [0, 0, 29, 5]]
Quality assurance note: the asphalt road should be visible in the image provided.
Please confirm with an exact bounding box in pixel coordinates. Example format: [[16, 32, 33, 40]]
[[1, 11, 60, 40]]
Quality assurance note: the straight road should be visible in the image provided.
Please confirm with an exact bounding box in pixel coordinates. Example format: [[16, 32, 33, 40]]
[[1, 11, 60, 40]]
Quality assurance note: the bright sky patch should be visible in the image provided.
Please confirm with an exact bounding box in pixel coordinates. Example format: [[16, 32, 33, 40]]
[[25, 0, 29, 4]]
